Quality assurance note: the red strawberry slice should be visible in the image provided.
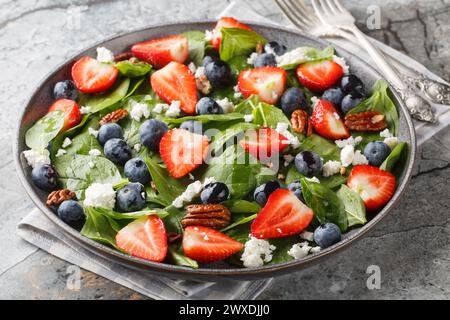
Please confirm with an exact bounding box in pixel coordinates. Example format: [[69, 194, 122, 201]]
[[150, 61, 198, 115], [210, 17, 254, 51], [240, 128, 289, 160], [116, 215, 168, 262], [71, 56, 118, 93], [182, 226, 244, 263], [48, 99, 82, 132], [347, 165, 396, 211], [238, 67, 287, 104], [296, 60, 343, 92], [311, 99, 350, 140], [159, 128, 209, 178], [251, 189, 314, 239], [131, 35, 189, 69]]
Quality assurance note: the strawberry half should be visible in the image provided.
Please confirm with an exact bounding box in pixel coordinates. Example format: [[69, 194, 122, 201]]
[[159, 128, 209, 178], [182, 226, 244, 263], [239, 128, 289, 160], [131, 35, 189, 69], [238, 67, 287, 104], [296, 59, 343, 92], [311, 99, 350, 140], [116, 215, 168, 262], [150, 61, 198, 114], [71, 57, 118, 93], [48, 99, 82, 132], [251, 189, 314, 239], [347, 165, 396, 211], [210, 17, 254, 51]]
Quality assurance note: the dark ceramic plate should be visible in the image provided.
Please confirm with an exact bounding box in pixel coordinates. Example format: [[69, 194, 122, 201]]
[[14, 21, 416, 281]]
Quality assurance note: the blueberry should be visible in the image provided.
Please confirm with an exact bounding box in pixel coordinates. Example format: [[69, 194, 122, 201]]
[[180, 120, 203, 134], [341, 90, 365, 114], [200, 182, 230, 204], [202, 56, 216, 67], [196, 97, 223, 115], [124, 157, 151, 185], [295, 151, 323, 177], [204, 60, 232, 89], [116, 183, 147, 212], [340, 74, 364, 94], [97, 123, 124, 146], [322, 87, 344, 108], [280, 87, 308, 116], [31, 164, 58, 191], [264, 41, 287, 56], [139, 119, 168, 152], [253, 180, 282, 206], [57, 200, 85, 227], [288, 181, 304, 202], [53, 80, 78, 101], [254, 53, 277, 68], [104, 138, 132, 165], [313, 223, 341, 248], [364, 141, 391, 167]]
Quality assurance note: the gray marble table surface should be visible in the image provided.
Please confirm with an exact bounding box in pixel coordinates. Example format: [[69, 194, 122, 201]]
[[0, 0, 449, 300]]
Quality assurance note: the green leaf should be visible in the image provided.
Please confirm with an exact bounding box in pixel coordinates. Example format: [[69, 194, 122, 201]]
[[79, 78, 130, 113], [223, 199, 261, 214], [163, 205, 185, 234], [25, 111, 65, 150], [380, 142, 408, 172], [301, 178, 348, 232], [164, 113, 244, 124], [182, 30, 206, 66], [285, 166, 347, 189], [300, 134, 341, 162], [234, 95, 260, 115], [91, 207, 169, 220], [252, 102, 290, 128], [210, 122, 257, 155], [336, 185, 367, 227], [81, 207, 120, 249], [221, 214, 257, 232], [278, 46, 335, 70], [228, 55, 251, 77], [219, 28, 267, 62], [167, 245, 199, 268], [116, 61, 151, 78], [123, 77, 146, 100]]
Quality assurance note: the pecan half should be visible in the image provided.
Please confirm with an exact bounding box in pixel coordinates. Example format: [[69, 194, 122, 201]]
[[196, 74, 212, 95], [114, 52, 133, 62], [306, 117, 313, 136], [99, 109, 129, 126], [46, 189, 76, 206], [256, 41, 265, 54], [181, 204, 231, 229], [291, 109, 313, 136], [344, 111, 388, 132]]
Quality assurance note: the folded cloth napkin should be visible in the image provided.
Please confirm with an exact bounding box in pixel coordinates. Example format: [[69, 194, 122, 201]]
[[17, 1, 450, 300]]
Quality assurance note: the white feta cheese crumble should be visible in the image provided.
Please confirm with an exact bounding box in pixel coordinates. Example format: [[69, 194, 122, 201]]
[[188, 62, 197, 74], [55, 149, 67, 158], [247, 52, 259, 65], [287, 241, 312, 259], [89, 149, 101, 157], [276, 47, 308, 67], [380, 129, 392, 138], [275, 122, 300, 149], [80, 106, 91, 114], [332, 55, 350, 74], [153, 103, 169, 114], [340, 145, 355, 167], [172, 177, 216, 208], [335, 136, 363, 149], [310, 96, 320, 109], [241, 237, 276, 268], [194, 66, 205, 79], [283, 154, 295, 167], [23, 149, 51, 168], [216, 97, 235, 113], [96, 47, 114, 63], [130, 102, 150, 121], [233, 85, 243, 99], [88, 161, 95, 169], [323, 160, 342, 177], [88, 127, 99, 138], [305, 177, 320, 183], [62, 137, 72, 148], [165, 100, 181, 118], [384, 136, 399, 149], [244, 114, 254, 123], [204, 29, 214, 41], [352, 150, 369, 166], [133, 144, 141, 152], [299, 231, 314, 242], [310, 246, 322, 254], [84, 183, 116, 209]]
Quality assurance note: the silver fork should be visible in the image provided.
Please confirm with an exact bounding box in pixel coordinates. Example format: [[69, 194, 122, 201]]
[[275, 0, 438, 122]]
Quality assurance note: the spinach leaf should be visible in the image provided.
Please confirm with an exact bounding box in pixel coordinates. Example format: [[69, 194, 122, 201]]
[[59, 116, 102, 157], [278, 46, 335, 70], [163, 205, 185, 234], [301, 178, 348, 232], [91, 207, 169, 220], [219, 28, 267, 62], [285, 166, 347, 189], [336, 184, 366, 227], [123, 77, 146, 100], [116, 61, 151, 78], [25, 111, 65, 150], [300, 134, 341, 162], [81, 207, 120, 249], [209, 122, 257, 155], [164, 113, 244, 124], [182, 30, 206, 66], [380, 142, 408, 173], [267, 236, 301, 264], [228, 55, 251, 77], [221, 214, 257, 232], [252, 102, 290, 128], [223, 199, 261, 214], [167, 245, 199, 268], [234, 95, 260, 114], [79, 78, 130, 113]]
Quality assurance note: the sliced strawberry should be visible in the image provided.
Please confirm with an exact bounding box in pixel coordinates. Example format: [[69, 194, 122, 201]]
[[347, 165, 396, 211], [182, 226, 244, 263], [116, 215, 168, 262], [71, 57, 118, 93], [131, 35, 189, 69], [296, 60, 343, 92], [48, 99, 82, 132], [238, 67, 287, 104], [150, 61, 197, 114], [239, 128, 289, 161], [210, 17, 254, 51], [251, 189, 314, 239], [311, 99, 350, 140], [159, 128, 209, 178]]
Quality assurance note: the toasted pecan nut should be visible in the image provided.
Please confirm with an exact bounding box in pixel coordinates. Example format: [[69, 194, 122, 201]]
[[46, 189, 76, 206], [344, 111, 388, 132], [114, 52, 133, 62], [306, 117, 313, 136], [167, 232, 182, 243], [182, 204, 231, 229], [99, 109, 129, 126], [291, 109, 309, 134], [256, 41, 265, 54]]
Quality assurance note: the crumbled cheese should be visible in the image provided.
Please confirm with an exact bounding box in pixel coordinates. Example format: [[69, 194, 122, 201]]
[[244, 114, 254, 123], [80, 106, 91, 114], [247, 52, 259, 65], [233, 85, 243, 99], [87, 127, 98, 138], [335, 136, 363, 149], [194, 66, 205, 79], [264, 45, 277, 57], [84, 183, 116, 209], [216, 97, 235, 113], [323, 160, 342, 177], [204, 30, 214, 41], [55, 149, 67, 158], [305, 177, 320, 183], [241, 237, 276, 268], [89, 149, 101, 157], [310, 96, 320, 109], [88, 161, 95, 169], [130, 102, 150, 121], [96, 47, 114, 63], [287, 241, 312, 259], [165, 100, 181, 118], [283, 154, 295, 167], [23, 149, 51, 168], [340, 145, 355, 167], [153, 103, 169, 114], [310, 246, 322, 254], [172, 177, 216, 208], [380, 129, 392, 138], [276, 47, 308, 66], [384, 136, 399, 149], [352, 150, 369, 166], [275, 122, 300, 149], [133, 144, 141, 152], [188, 62, 197, 74], [62, 137, 72, 148], [332, 55, 350, 74], [299, 231, 314, 242]]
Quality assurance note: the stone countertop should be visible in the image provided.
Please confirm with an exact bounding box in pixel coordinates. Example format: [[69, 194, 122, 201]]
[[0, 0, 449, 300]]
